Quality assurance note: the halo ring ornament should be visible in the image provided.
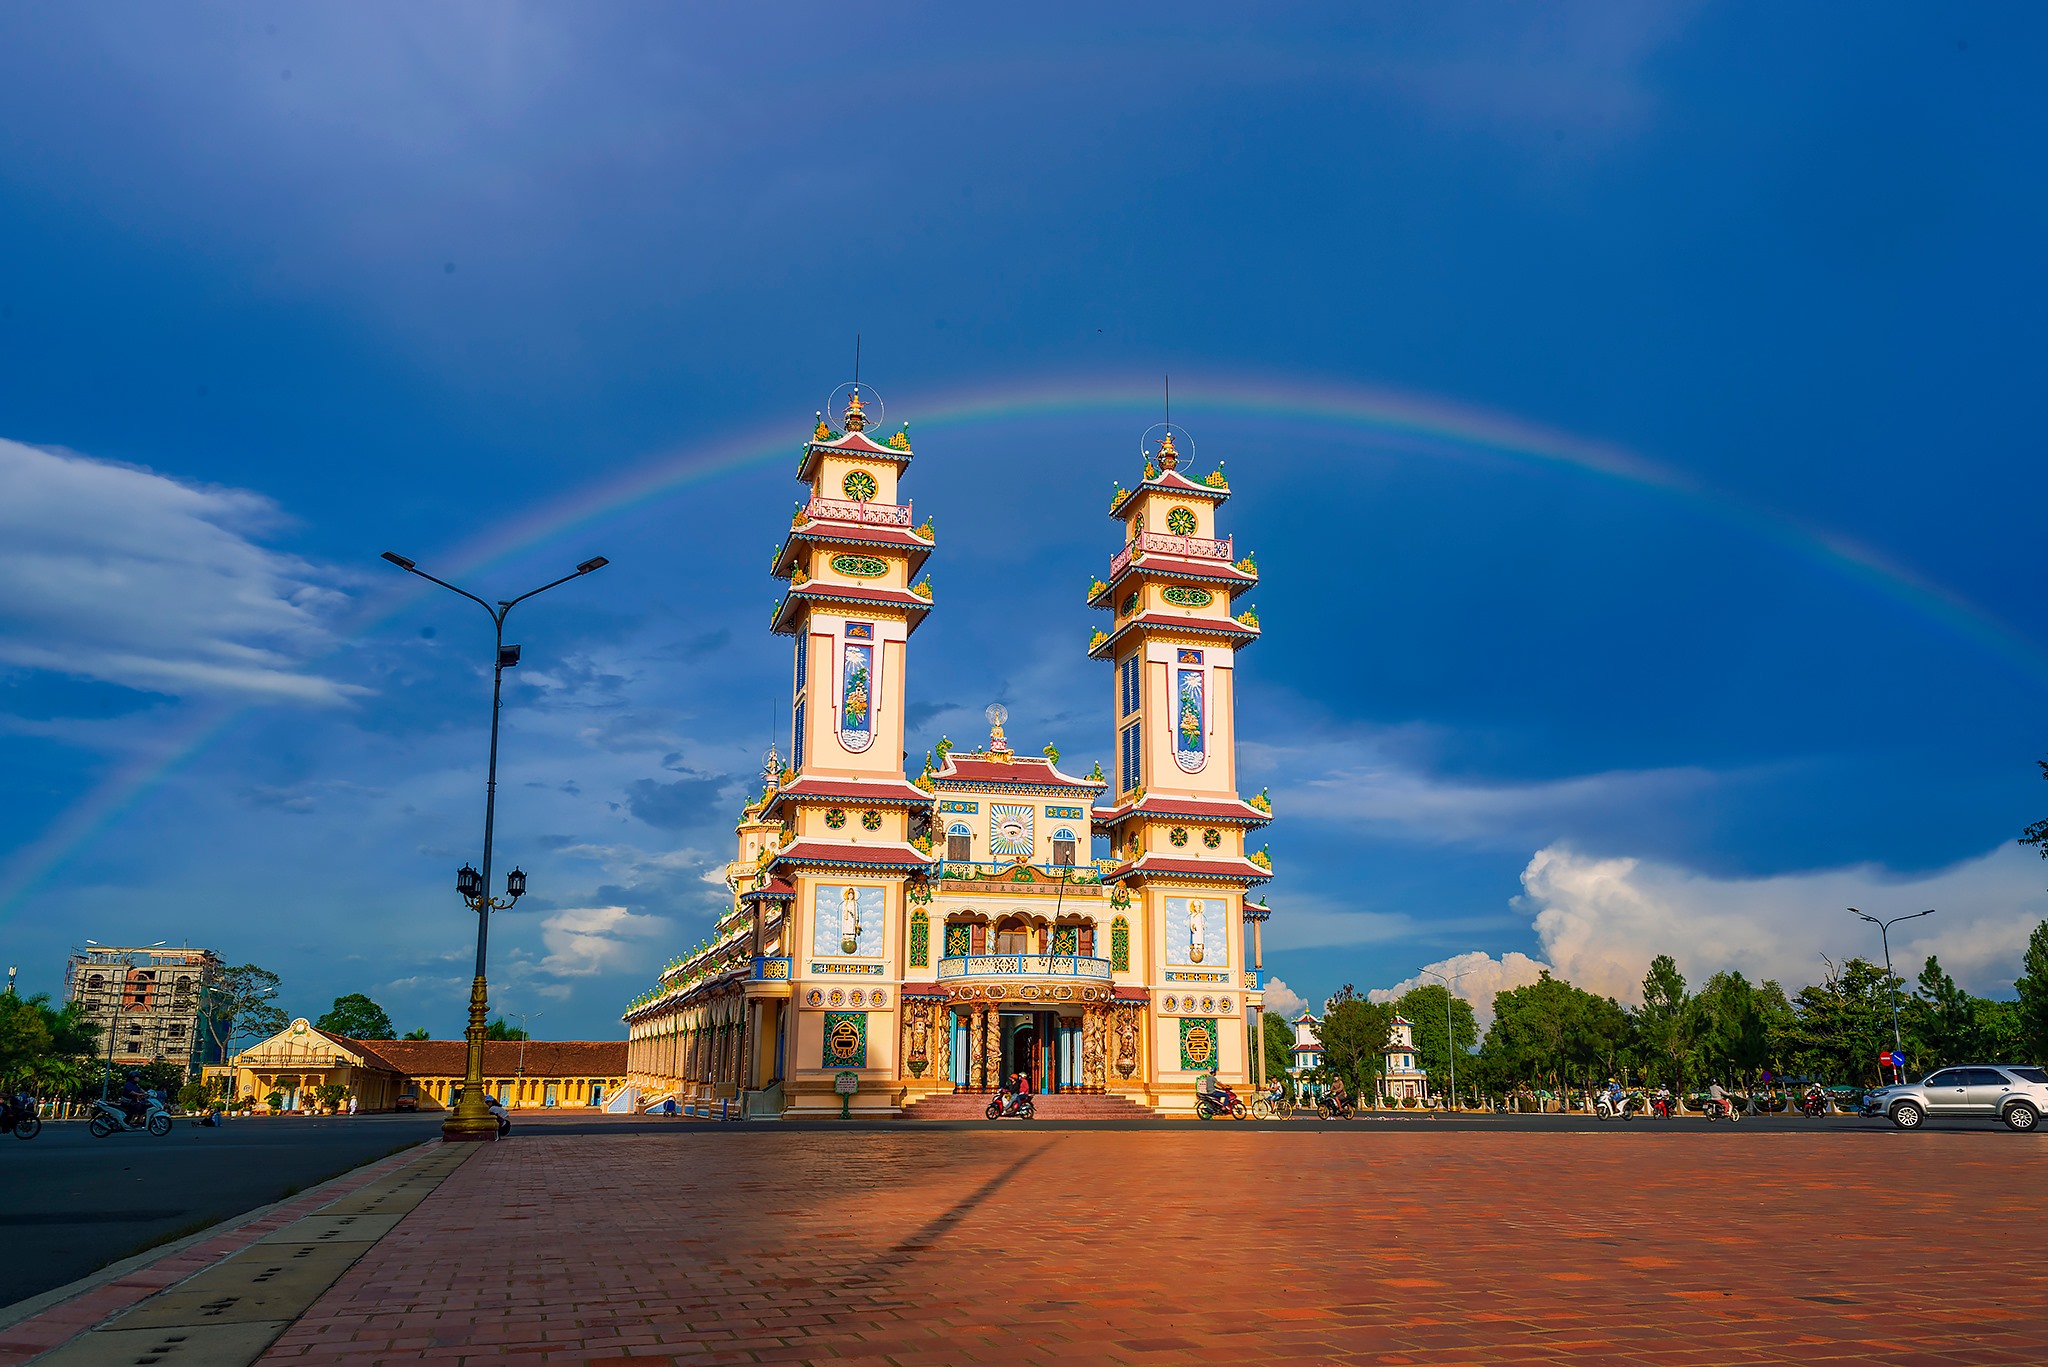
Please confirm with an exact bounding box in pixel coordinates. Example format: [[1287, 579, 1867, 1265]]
[[1139, 422, 1196, 467], [824, 382, 885, 431], [985, 702, 1009, 728]]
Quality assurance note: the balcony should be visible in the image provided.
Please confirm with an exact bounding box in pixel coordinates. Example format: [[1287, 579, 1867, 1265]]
[[936, 954, 1114, 982], [1107, 531, 1234, 582], [802, 497, 913, 527], [931, 860, 1103, 885]]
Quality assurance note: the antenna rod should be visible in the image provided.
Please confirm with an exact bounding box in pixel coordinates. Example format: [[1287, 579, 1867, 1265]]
[[855, 334, 861, 387], [1165, 373, 1169, 427]]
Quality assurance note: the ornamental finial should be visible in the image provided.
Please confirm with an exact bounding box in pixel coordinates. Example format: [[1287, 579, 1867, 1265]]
[[1157, 430, 1179, 470], [843, 387, 868, 432]]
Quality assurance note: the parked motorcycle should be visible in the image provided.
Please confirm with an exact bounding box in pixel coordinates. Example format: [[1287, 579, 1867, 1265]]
[[984, 1090, 1035, 1121], [88, 1096, 172, 1138], [1, 1092, 40, 1140]]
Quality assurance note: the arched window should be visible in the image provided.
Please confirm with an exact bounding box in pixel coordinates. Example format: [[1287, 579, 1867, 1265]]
[[1051, 827, 1077, 868], [946, 822, 971, 863], [994, 918, 1030, 955]]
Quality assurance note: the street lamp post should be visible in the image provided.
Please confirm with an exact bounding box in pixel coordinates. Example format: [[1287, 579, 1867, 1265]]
[[381, 550, 608, 1141], [508, 1011, 543, 1100], [1848, 907, 1935, 1069], [1419, 967, 1467, 1111]]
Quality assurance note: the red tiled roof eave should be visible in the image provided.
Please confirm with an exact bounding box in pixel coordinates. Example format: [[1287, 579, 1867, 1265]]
[[769, 840, 932, 872], [933, 753, 1106, 793], [1087, 612, 1258, 660], [773, 525, 934, 579], [1092, 794, 1271, 828], [771, 584, 932, 636], [1088, 555, 1257, 609], [1102, 854, 1273, 886], [1110, 472, 1232, 519]]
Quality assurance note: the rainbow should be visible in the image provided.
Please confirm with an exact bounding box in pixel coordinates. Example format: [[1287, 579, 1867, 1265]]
[[4, 371, 2041, 921]]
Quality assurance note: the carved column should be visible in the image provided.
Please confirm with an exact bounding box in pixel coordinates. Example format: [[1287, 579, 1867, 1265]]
[[935, 1005, 953, 1087], [984, 1002, 1002, 1091], [969, 1003, 987, 1092]]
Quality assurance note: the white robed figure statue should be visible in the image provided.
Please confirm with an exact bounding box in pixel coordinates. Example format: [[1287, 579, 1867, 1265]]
[[1187, 897, 1206, 963], [840, 886, 862, 955]]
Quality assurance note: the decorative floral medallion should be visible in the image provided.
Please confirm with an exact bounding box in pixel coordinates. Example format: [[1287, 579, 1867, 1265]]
[[1163, 585, 1213, 607], [1200, 997, 1216, 1013], [1220, 996, 1233, 1012], [1054, 985, 1073, 1000], [831, 553, 889, 578], [1166, 505, 1198, 535], [828, 989, 845, 1007], [825, 809, 847, 829], [1169, 827, 1189, 847], [850, 989, 865, 1007], [841, 469, 877, 501], [860, 809, 882, 831], [805, 989, 824, 1007], [871, 989, 886, 1007], [1202, 828, 1221, 849]]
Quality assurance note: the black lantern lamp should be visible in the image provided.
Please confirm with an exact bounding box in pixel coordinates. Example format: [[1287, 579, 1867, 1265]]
[[505, 867, 527, 901], [456, 864, 483, 901]]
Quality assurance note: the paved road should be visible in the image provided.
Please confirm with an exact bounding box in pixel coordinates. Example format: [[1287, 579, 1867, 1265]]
[[515, 1108, 2026, 1136], [0, 1114, 441, 1310]]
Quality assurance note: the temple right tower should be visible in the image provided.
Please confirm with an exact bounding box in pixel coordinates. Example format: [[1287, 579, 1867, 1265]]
[[1088, 430, 1273, 1110]]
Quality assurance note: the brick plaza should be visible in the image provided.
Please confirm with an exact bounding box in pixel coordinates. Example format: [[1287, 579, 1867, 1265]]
[[241, 1126, 2047, 1366]]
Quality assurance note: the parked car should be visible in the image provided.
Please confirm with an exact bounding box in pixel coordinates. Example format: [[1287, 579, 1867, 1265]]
[[392, 1094, 419, 1113], [1862, 1065, 2048, 1131]]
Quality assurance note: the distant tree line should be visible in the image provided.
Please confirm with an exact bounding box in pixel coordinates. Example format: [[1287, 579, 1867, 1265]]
[[1262, 919, 2048, 1102]]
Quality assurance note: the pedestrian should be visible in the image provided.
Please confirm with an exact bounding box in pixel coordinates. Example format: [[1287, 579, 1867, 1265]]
[[347, 1096, 358, 1116]]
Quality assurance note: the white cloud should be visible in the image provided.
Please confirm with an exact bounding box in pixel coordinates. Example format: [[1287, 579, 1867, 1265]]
[[0, 439, 358, 703], [1372, 950, 1552, 1028], [536, 904, 670, 979], [1374, 842, 2048, 1021], [1261, 976, 1307, 1019]]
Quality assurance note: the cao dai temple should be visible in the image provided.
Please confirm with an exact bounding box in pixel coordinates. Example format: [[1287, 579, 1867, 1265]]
[[622, 388, 1277, 1117]]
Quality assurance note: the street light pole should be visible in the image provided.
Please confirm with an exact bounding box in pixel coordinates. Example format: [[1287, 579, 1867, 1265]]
[[1419, 967, 1467, 1111], [1848, 907, 1935, 1065], [382, 551, 608, 1141]]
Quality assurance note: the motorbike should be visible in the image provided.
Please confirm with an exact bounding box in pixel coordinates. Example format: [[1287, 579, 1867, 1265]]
[[1702, 1096, 1737, 1123], [1314, 1095, 1356, 1120], [88, 1096, 173, 1138], [1196, 1086, 1247, 1121], [1796, 1091, 1829, 1117], [1, 1093, 41, 1140], [1648, 1093, 1676, 1119], [984, 1089, 1035, 1121]]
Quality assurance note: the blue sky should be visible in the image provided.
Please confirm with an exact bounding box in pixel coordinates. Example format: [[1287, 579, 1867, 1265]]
[[3, 4, 2045, 1036]]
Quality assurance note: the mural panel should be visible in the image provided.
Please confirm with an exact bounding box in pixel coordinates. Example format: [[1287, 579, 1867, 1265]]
[[1174, 656, 1206, 773], [989, 803, 1034, 861], [1164, 896, 1228, 967], [1179, 1017, 1220, 1071], [812, 884, 885, 958], [823, 1011, 868, 1068], [839, 636, 874, 753]]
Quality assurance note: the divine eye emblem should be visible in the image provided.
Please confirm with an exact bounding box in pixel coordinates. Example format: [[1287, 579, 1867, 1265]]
[[1000, 818, 1025, 842]]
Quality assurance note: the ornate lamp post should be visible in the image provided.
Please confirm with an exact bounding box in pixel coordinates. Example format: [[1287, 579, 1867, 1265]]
[[382, 550, 608, 1141]]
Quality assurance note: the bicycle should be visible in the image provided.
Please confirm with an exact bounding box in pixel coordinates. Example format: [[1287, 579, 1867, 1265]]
[[1249, 1095, 1289, 1120]]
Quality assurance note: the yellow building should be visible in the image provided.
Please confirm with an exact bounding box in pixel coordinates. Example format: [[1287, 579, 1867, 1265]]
[[214, 1019, 626, 1112], [623, 393, 1277, 1117]]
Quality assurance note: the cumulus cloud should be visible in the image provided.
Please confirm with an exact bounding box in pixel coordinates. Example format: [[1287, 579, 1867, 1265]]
[[1261, 976, 1307, 1018], [1371, 951, 1553, 1028], [536, 904, 670, 979], [0, 439, 357, 703], [1375, 842, 2048, 1022]]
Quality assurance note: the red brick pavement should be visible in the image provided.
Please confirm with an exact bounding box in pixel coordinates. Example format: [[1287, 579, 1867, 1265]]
[[259, 1130, 2048, 1366]]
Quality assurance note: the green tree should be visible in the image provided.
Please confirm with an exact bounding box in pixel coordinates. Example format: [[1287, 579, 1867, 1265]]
[[1316, 986, 1393, 1097], [2, 994, 99, 1087], [402, 1027, 431, 1040], [316, 994, 395, 1040], [2014, 920, 2048, 1065], [1691, 971, 1772, 1088], [1391, 984, 1477, 1100], [0, 994, 54, 1082], [1775, 956, 1898, 1083], [2020, 759, 2048, 861], [203, 964, 287, 1060], [1902, 954, 2020, 1067], [1635, 955, 1692, 1089], [484, 1018, 529, 1041], [1259, 1010, 1296, 1090], [1482, 972, 1630, 1096]]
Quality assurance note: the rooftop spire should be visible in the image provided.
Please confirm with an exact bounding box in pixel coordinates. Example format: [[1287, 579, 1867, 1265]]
[[843, 387, 868, 432], [1157, 430, 1179, 470]]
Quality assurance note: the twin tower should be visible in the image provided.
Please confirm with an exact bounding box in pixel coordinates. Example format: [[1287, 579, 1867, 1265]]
[[623, 386, 1277, 1117]]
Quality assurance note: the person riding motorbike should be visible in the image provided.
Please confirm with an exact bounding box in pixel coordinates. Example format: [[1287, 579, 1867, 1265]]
[[1707, 1080, 1739, 1122], [1328, 1075, 1350, 1114], [998, 1071, 1031, 1116], [1651, 1085, 1674, 1118], [118, 1071, 149, 1126], [1604, 1078, 1626, 1113], [1800, 1082, 1828, 1116]]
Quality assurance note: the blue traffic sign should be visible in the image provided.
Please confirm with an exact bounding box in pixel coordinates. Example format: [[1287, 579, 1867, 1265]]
[[1887, 1051, 1905, 1068]]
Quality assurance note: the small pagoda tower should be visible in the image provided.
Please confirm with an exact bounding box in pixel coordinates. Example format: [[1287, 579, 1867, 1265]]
[[1379, 1016, 1428, 1103], [1087, 428, 1271, 1111], [754, 386, 938, 1115]]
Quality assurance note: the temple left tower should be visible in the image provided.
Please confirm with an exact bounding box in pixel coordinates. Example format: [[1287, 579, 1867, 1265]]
[[624, 388, 937, 1117]]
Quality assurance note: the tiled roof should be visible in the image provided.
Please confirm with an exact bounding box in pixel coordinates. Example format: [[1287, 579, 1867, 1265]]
[[740, 877, 796, 902], [764, 776, 934, 815], [771, 583, 932, 636], [1089, 556, 1257, 608], [796, 430, 912, 480], [770, 840, 930, 870], [1093, 794, 1270, 826], [1087, 612, 1259, 659], [773, 525, 934, 579], [1112, 470, 1231, 514], [1103, 853, 1273, 886], [934, 752, 1104, 793], [338, 1039, 628, 1078]]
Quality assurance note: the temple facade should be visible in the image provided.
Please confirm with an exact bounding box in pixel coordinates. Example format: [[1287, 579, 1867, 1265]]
[[622, 391, 1277, 1117]]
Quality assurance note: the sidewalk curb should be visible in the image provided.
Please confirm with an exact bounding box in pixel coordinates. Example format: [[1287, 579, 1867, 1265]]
[[0, 1140, 470, 1366]]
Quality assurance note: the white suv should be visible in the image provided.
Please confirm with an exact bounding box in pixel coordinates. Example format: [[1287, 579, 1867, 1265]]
[[1862, 1065, 2048, 1132]]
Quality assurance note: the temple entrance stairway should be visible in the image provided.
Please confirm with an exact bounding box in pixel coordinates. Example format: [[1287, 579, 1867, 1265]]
[[897, 1091, 1159, 1121]]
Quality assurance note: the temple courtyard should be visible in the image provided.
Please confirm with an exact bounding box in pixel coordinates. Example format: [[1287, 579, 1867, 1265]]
[[5, 1120, 2042, 1366]]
